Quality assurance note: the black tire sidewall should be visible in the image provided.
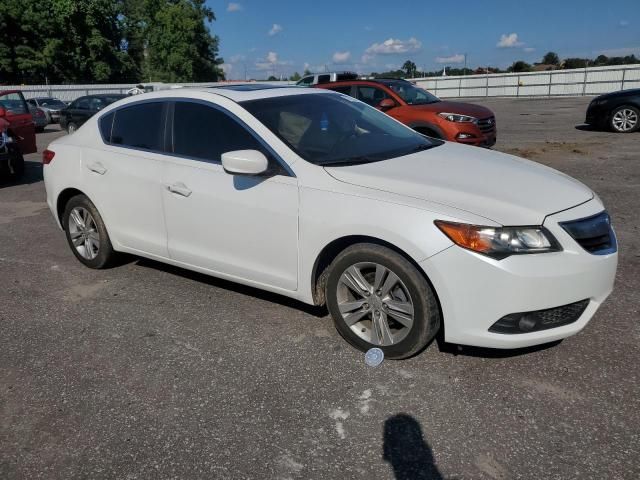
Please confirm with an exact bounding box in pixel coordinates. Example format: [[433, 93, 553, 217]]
[[610, 105, 640, 133], [62, 195, 115, 269], [326, 244, 440, 359]]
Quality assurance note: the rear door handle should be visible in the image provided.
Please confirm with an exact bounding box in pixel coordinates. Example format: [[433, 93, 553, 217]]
[[165, 182, 192, 197], [87, 162, 107, 175]]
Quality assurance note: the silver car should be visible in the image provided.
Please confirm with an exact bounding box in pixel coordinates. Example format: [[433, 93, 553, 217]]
[[26, 97, 67, 124]]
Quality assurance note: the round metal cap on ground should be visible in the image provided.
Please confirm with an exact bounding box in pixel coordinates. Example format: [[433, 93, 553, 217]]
[[365, 348, 384, 367]]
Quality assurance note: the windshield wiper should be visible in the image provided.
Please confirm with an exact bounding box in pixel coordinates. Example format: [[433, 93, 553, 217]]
[[320, 156, 379, 167], [408, 143, 437, 153]]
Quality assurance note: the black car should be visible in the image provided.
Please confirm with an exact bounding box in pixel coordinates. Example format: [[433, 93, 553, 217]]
[[585, 88, 640, 133], [60, 94, 126, 133]]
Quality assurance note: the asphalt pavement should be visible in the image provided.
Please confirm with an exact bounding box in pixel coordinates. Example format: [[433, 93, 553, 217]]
[[1, 97, 638, 479]]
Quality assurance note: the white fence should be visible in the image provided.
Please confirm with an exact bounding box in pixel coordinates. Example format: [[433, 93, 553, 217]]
[[411, 64, 640, 98], [3, 64, 639, 101]]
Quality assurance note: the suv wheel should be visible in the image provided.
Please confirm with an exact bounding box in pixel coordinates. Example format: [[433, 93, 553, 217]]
[[325, 244, 441, 359], [62, 194, 116, 268], [610, 105, 639, 133]]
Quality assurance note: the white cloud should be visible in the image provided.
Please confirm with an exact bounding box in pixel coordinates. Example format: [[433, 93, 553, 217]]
[[595, 46, 640, 57], [268, 24, 283, 36], [619, 20, 629, 27], [365, 37, 422, 55], [221, 63, 233, 74], [227, 3, 242, 12], [266, 51, 278, 63], [332, 51, 351, 64], [497, 33, 524, 48], [523, 47, 536, 53], [254, 51, 292, 71], [229, 54, 246, 63], [435, 54, 465, 64]]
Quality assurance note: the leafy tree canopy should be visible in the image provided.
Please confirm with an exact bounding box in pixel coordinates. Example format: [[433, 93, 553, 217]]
[[0, 0, 224, 84]]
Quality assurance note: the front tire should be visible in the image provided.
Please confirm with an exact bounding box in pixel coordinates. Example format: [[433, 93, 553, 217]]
[[325, 244, 441, 359], [62, 194, 116, 269], [610, 105, 639, 133]]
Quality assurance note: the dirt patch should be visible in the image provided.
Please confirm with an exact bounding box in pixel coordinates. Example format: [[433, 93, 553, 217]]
[[501, 141, 594, 159]]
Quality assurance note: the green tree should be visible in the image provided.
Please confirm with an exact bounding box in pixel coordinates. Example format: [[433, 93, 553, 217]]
[[508, 60, 532, 73], [542, 51, 560, 65], [267, 75, 277, 81], [563, 58, 589, 69], [289, 72, 301, 81], [402, 60, 417, 78]]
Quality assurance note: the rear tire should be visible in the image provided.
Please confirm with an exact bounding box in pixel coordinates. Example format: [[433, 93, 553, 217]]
[[325, 243, 441, 359], [62, 194, 117, 269], [67, 122, 78, 134], [609, 105, 639, 133]]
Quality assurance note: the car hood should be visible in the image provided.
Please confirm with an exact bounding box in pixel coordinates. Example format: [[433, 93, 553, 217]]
[[410, 101, 494, 118], [324, 142, 593, 225]]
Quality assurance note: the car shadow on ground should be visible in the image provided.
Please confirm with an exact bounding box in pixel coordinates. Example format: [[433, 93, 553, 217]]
[[0, 160, 43, 188], [133, 257, 328, 318], [436, 334, 562, 358], [383, 414, 444, 480]]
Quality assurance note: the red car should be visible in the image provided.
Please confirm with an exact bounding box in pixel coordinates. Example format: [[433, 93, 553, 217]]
[[315, 79, 496, 147], [0, 90, 37, 179]]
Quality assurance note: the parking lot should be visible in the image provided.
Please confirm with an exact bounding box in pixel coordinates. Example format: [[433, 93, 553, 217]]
[[1, 96, 638, 479]]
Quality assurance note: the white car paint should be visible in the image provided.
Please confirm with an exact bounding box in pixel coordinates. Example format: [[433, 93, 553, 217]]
[[43, 86, 617, 349]]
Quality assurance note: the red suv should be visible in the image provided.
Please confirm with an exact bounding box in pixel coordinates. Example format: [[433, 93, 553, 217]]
[[315, 79, 496, 147], [0, 90, 37, 179]]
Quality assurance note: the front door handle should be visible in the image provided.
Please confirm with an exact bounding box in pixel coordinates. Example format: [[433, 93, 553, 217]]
[[166, 182, 192, 197], [87, 162, 107, 175]]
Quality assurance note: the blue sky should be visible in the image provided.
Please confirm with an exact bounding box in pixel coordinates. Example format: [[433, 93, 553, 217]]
[[207, 0, 640, 79]]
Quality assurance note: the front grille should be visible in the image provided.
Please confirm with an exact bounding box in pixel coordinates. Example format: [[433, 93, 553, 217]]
[[477, 116, 496, 134], [560, 211, 617, 255], [489, 299, 590, 334]]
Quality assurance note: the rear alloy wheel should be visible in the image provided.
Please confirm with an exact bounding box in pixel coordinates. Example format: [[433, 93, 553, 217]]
[[610, 106, 639, 133], [326, 244, 441, 359], [63, 194, 116, 268]]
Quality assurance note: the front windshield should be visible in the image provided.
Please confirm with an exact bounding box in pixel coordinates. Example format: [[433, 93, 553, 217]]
[[38, 98, 66, 108], [241, 93, 440, 166], [382, 81, 440, 105]]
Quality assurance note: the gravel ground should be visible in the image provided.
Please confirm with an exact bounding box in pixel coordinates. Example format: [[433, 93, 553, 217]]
[[1, 97, 638, 480]]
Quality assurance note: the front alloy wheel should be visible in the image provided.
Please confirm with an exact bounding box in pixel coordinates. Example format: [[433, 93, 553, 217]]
[[610, 106, 639, 133], [326, 243, 441, 359], [337, 262, 414, 346]]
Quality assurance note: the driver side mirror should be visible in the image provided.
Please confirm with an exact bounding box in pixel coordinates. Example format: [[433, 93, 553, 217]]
[[221, 149, 269, 176], [0, 107, 6, 118], [378, 98, 396, 110]]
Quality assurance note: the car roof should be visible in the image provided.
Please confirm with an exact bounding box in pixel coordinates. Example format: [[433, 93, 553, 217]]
[[191, 84, 330, 102]]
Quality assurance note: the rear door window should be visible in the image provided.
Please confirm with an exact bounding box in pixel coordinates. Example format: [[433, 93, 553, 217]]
[[328, 85, 354, 96], [317, 74, 331, 84], [0, 92, 28, 115], [111, 102, 165, 151], [76, 98, 91, 110], [172, 101, 265, 163], [356, 86, 392, 107]]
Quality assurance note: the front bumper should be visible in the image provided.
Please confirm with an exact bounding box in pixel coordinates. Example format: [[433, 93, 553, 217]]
[[420, 200, 617, 348]]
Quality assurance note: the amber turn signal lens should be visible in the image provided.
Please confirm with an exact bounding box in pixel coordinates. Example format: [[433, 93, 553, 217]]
[[434, 220, 494, 253]]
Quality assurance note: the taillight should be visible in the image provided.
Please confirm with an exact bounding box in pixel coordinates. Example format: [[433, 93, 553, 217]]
[[42, 149, 55, 164]]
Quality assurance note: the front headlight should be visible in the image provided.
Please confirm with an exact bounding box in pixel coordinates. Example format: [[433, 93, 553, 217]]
[[438, 112, 477, 123], [435, 220, 562, 259]]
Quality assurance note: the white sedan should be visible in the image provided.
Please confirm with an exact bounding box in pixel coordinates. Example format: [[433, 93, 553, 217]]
[[42, 85, 617, 359]]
